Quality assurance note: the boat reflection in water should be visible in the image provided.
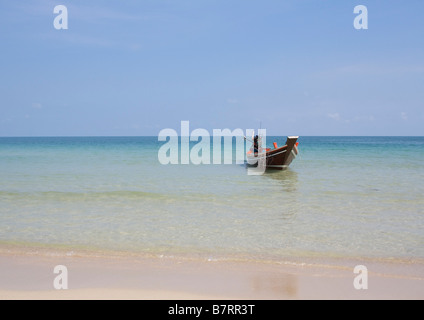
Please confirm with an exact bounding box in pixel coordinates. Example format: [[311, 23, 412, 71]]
[[264, 169, 299, 193]]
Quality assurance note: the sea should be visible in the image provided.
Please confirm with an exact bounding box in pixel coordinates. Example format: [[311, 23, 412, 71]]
[[0, 136, 423, 262]]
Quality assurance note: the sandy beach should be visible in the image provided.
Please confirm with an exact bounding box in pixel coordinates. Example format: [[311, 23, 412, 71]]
[[0, 245, 423, 300]]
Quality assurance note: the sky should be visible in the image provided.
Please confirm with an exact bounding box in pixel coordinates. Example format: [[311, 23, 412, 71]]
[[0, 0, 423, 136]]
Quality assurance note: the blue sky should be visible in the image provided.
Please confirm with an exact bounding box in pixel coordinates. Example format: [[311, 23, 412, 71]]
[[0, 0, 423, 136]]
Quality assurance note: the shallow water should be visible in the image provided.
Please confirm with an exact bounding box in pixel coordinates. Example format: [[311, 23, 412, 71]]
[[0, 136, 423, 261]]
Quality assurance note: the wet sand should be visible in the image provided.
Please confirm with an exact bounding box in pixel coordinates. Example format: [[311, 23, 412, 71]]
[[0, 245, 423, 300]]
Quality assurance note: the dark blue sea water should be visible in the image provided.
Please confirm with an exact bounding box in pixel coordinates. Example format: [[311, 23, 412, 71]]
[[0, 136, 423, 261]]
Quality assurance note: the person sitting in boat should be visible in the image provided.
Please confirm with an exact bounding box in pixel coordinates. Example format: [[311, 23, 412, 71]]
[[253, 135, 259, 153]]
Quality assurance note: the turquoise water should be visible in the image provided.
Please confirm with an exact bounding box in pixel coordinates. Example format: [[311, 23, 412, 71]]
[[0, 136, 423, 260]]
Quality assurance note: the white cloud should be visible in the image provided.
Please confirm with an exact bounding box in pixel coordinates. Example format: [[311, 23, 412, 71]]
[[352, 115, 375, 122], [227, 98, 239, 104], [32, 102, 42, 109], [401, 112, 408, 121], [327, 113, 341, 121], [327, 113, 375, 123]]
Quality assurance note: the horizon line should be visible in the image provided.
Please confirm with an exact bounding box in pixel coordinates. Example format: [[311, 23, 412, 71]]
[[1, 135, 423, 138]]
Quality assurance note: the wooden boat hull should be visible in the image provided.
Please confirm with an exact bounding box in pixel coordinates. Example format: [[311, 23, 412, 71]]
[[247, 136, 299, 170]]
